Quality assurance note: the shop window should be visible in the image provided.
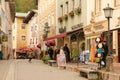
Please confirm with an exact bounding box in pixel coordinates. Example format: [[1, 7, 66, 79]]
[[115, 0, 120, 7], [95, 0, 101, 15], [87, 39, 91, 50], [71, 34, 77, 42]]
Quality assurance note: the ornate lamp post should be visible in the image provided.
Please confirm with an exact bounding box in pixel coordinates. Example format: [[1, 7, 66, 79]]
[[103, 4, 114, 71], [44, 22, 50, 54]]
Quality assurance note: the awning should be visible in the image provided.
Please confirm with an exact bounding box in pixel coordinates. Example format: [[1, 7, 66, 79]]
[[31, 47, 38, 50], [46, 39, 56, 46], [16, 50, 23, 53], [23, 48, 31, 51], [44, 33, 66, 41]]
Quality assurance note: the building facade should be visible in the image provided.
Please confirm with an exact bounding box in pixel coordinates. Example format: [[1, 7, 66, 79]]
[[1, 0, 15, 59], [57, 0, 86, 58], [83, 0, 120, 63], [15, 13, 28, 50], [38, 0, 56, 51]]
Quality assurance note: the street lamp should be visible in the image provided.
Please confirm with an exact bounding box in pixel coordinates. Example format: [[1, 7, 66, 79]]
[[44, 22, 50, 54], [103, 4, 114, 71]]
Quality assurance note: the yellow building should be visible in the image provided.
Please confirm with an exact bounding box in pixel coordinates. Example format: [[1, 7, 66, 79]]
[[15, 13, 28, 50], [38, 0, 56, 51]]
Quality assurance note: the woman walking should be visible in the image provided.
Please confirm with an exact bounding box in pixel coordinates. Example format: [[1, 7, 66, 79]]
[[57, 47, 66, 69]]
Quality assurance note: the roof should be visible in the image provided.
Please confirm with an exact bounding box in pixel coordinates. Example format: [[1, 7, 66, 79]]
[[23, 10, 36, 23]]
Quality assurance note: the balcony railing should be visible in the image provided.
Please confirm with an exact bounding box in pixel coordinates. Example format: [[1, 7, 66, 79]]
[[59, 27, 66, 33]]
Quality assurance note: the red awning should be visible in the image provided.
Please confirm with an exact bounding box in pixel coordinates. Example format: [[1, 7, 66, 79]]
[[31, 47, 38, 50], [23, 48, 30, 51], [44, 33, 66, 41], [46, 39, 56, 46], [16, 50, 23, 53]]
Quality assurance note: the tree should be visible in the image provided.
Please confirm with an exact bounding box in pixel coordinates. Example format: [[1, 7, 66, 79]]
[[16, 0, 36, 13]]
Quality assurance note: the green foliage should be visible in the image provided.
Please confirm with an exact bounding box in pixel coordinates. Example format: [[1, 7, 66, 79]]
[[42, 55, 51, 64], [16, 0, 36, 13], [72, 49, 79, 58]]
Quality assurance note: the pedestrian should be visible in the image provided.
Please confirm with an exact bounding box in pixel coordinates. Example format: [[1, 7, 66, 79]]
[[7, 54, 10, 60], [0, 51, 3, 60], [80, 47, 85, 63], [54, 47, 60, 60], [28, 51, 33, 63], [48, 47, 53, 60], [57, 47, 66, 69], [63, 44, 70, 62]]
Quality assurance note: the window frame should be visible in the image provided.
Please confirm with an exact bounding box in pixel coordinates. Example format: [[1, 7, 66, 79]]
[[21, 23, 25, 29], [95, 0, 101, 15], [115, 0, 120, 7], [22, 35, 26, 40]]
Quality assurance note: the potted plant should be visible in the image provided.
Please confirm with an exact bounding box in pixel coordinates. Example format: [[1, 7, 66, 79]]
[[74, 7, 81, 15], [58, 16, 63, 22], [69, 10, 74, 17], [63, 14, 68, 20]]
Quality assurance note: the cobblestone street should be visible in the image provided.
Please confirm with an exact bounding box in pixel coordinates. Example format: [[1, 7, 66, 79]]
[[0, 59, 87, 80]]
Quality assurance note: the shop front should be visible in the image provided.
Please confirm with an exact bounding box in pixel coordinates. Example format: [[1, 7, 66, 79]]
[[84, 20, 108, 62], [66, 23, 85, 60]]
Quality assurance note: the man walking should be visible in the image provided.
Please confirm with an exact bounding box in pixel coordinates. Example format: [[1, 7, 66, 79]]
[[63, 44, 70, 62]]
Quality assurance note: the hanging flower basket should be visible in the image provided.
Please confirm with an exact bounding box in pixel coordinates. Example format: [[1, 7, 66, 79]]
[[74, 7, 81, 15], [63, 14, 68, 20], [58, 16, 63, 22], [69, 10, 74, 17]]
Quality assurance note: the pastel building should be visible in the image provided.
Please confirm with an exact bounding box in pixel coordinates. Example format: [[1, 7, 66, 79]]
[[38, 0, 56, 51]]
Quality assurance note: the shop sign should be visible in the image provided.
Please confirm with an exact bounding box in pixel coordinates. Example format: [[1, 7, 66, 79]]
[[71, 23, 83, 30], [2, 35, 8, 42]]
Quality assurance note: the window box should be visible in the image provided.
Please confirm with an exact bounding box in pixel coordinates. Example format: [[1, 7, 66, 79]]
[[63, 14, 68, 20], [58, 16, 63, 22], [74, 7, 81, 15], [69, 10, 74, 17]]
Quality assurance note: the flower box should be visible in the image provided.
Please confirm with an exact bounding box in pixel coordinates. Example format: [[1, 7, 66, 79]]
[[58, 16, 63, 22], [69, 10, 74, 17], [63, 14, 68, 20], [74, 7, 81, 15]]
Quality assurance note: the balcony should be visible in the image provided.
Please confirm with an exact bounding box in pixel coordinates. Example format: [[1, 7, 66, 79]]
[[42, 34, 47, 39], [59, 27, 66, 33]]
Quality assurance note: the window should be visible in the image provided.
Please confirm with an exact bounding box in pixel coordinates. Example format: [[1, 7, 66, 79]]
[[115, 0, 120, 7], [35, 25, 37, 30], [60, 5, 63, 16], [51, 13, 54, 25], [22, 36, 26, 40], [72, 0, 74, 10], [48, 15, 50, 26], [79, 0, 81, 7], [66, 1, 68, 13], [31, 26, 33, 31], [21, 23, 25, 29], [36, 38, 37, 44], [95, 0, 101, 14], [13, 36, 15, 40]]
